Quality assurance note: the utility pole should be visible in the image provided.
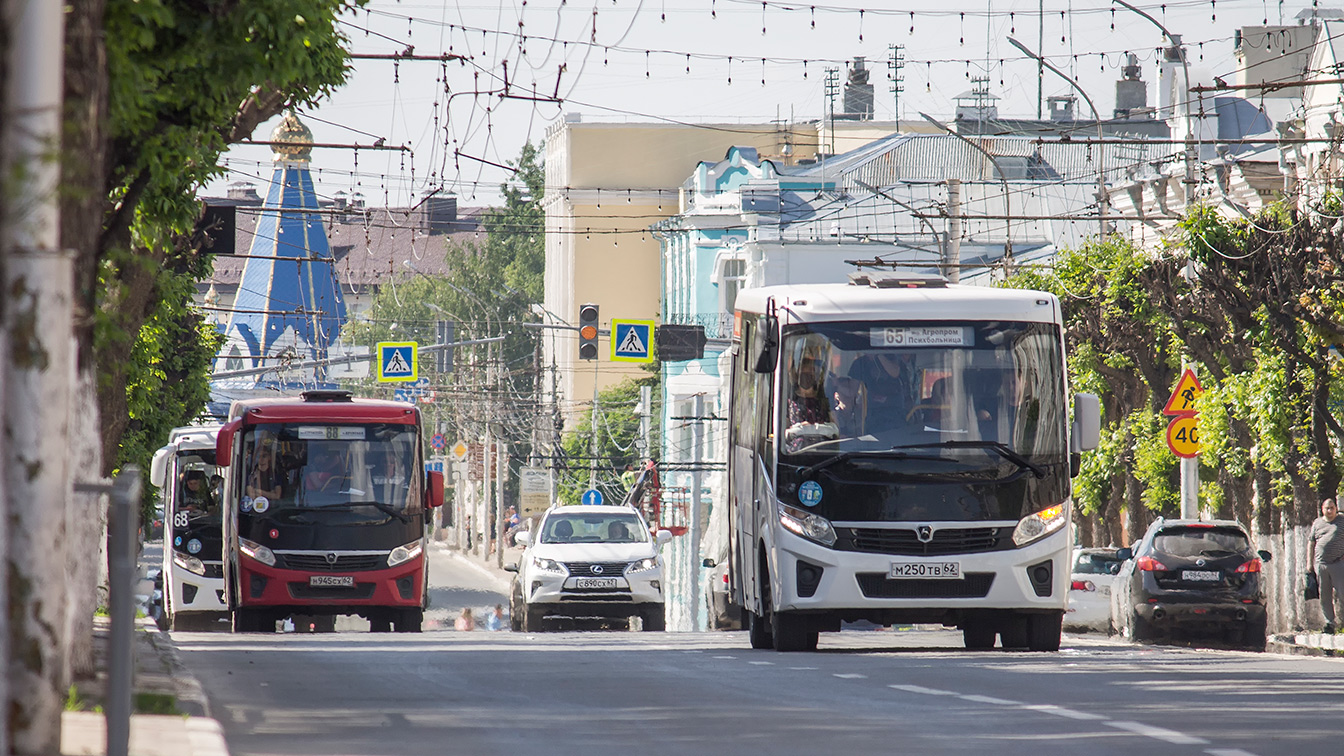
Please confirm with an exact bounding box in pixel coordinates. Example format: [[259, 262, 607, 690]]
[[945, 179, 962, 283], [887, 45, 905, 122], [688, 394, 705, 631], [638, 385, 652, 460], [823, 67, 841, 156], [1037, 0, 1045, 120], [588, 358, 600, 490]]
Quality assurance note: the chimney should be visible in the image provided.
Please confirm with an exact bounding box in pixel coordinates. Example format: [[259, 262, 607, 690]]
[[226, 181, 261, 203], [1114, 53, 1149, 119]]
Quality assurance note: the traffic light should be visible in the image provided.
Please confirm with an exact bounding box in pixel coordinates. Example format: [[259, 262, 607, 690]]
[[435, 320, 455, 373], [578, 303, 599, 360]]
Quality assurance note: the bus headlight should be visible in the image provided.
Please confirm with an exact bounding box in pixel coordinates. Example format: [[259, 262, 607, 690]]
[[1012, 503, 1069, 547], [387, 539, 423, 567], [173, 552, 206, 576], [778, 503, 836, 547], [239, 537, 276, 567]]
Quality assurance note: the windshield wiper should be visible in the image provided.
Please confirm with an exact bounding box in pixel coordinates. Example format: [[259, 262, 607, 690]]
[[319, 501, 410, 523], [798, 449, 944, 480], [898, 440, 1047, 479]]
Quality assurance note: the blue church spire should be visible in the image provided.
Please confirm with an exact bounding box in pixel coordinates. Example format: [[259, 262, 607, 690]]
[[215, 112, 347, 389]]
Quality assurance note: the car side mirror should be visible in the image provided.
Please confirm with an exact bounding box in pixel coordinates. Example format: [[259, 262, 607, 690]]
[[1115, 547, 1132, 562], [702, 557, 716, 568], [656, 529, 673, 545], [503, 563, 519, 573], [1258, 549, 1272, 562], [515, 531, 532, 547]]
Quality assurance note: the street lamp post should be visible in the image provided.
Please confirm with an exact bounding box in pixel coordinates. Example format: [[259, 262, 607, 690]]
[[920, 112, 1013, 275], [1007, 36, 1108, 238], [1110, 0, 1196, 209]]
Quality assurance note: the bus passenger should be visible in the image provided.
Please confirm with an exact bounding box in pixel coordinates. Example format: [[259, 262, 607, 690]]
[[181, 470, 217, 516], [784, 355, 834, 452], [849, 351, 916, 433]]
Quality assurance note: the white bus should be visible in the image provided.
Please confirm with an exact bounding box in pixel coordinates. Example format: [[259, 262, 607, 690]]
[[727, 274, 1100, 652], [150, 425, 227, 631]]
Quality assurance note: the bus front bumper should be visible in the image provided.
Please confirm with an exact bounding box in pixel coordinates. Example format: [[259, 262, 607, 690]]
[[771, 527, 1068, 616], [236, 554, 424, 609]]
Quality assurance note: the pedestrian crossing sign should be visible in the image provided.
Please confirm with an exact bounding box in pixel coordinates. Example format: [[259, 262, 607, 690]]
[[377, 342, 418, 383], [610, 319, 655, 363]]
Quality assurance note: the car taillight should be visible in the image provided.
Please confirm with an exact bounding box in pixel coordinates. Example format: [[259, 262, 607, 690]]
[[1136, 556, 1167, 572], [1235, 558, 1262, 573], [1070, 579, 1095, 592]]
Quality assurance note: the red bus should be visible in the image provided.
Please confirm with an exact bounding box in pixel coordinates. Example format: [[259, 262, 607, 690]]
[[216, 390, 443, 633]]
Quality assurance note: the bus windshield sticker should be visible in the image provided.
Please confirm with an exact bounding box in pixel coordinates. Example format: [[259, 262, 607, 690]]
[[296, 426, 367, 440], [798, 480, 823, 507], [252, 497, 269, 514], [870, 326, 971, 348]]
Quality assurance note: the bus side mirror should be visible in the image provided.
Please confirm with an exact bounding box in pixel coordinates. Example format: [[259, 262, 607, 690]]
[[425, 471, 444, 509], [1071, 393, 1101, 452], [150, 446, 172, 488], [215, 419, 242, 467], [752, 313, 779, 373]]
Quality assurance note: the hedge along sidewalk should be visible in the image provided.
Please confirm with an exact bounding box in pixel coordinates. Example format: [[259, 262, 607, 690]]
[[60, 614, 230, 756]]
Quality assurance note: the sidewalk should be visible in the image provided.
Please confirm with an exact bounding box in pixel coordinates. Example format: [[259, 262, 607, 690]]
[[60, 615, 230, 756]]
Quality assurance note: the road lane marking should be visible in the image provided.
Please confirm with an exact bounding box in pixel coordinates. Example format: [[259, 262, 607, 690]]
[[788, 666, 819, 670], [833, 673, 867, 679], [748, 661, 774, 665], [1022, 704, 1107, 721], [959, 694, 1022, 706], [713, 655, 736, 659], [1205, 750, 1260, 756], [1106, 721, 1208, 745], [888, 684, 958, 696]]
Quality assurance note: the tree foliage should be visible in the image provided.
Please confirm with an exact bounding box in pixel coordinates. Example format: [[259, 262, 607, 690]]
[[557, 376, 660, 506], [1006, 203, 1344, 543]]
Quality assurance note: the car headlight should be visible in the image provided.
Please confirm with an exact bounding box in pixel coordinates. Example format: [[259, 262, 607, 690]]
[[1012, 503, 1070, 547], [777, 502, 836, 547], [173, 552, 206, 576], [239, 537, 276, 567], [387, 538, 423, 567], [627, 557, 658, 574], [533, 556, 567, 574]]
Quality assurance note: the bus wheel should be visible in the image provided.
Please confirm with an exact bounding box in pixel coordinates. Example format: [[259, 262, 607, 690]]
[[369, 612, 393, 633], [772, 612, 818, 652], [1026, 613, 1062, 652], [962, 621, 996, 650], [232, 608, 267, 633], [999, 614, 1029, 650], [394, 608, 423, 633]]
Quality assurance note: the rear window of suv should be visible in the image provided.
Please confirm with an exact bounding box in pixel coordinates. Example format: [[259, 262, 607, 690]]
[[1073, 551, 1121, 575], [1153, 526, 1250, 558]]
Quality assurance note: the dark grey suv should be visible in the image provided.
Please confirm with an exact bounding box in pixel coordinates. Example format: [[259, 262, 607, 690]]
[[1111, 518, 1271, 650]]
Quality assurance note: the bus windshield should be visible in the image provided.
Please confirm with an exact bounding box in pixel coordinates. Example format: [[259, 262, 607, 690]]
[[776, 320, 1068, 521], [239, 423, 422, 518]]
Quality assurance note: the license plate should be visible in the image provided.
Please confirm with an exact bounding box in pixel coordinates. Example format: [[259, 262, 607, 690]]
[[890, 562, 960, 579], [309, 575, 354, 587], [575, 577, 618, 589], [1181, 570, 1220, 581]]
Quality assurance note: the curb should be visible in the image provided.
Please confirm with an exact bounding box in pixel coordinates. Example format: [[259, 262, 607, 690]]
[[1268, 633, 1344, 658], [140, 616, 213, 719]]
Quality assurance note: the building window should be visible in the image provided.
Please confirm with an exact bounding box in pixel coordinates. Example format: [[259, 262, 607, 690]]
[[720, 257, 746, 314]]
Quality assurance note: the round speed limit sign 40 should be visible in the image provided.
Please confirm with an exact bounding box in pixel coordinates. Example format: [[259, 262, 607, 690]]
[[1166, 415, 1200, 458]]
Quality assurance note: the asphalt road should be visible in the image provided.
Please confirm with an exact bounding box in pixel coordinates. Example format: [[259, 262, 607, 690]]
[[171, 548, 1344, 756]]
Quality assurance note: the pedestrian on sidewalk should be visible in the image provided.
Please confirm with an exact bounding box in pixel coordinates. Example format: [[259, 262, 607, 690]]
[[1307, 497, 1344, 633], [454, 607, 476, 631]]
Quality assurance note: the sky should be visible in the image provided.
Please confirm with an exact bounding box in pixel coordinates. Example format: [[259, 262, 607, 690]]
[[202, 0, 1323, 209]]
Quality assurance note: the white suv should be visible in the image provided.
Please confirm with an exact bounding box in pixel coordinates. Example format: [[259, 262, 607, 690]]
[[506, 504, 672, 632]]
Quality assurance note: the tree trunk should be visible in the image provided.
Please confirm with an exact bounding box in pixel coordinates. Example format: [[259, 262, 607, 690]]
[[4, 0, 72, 750], [61, 0, 109, 683]]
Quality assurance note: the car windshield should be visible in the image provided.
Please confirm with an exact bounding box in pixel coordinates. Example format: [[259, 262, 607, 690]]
[[240, 424, 421, 515], [1073, 551, 1121, 575], [541, 512, 647, 544], [1153, 526, 1250, 557]]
